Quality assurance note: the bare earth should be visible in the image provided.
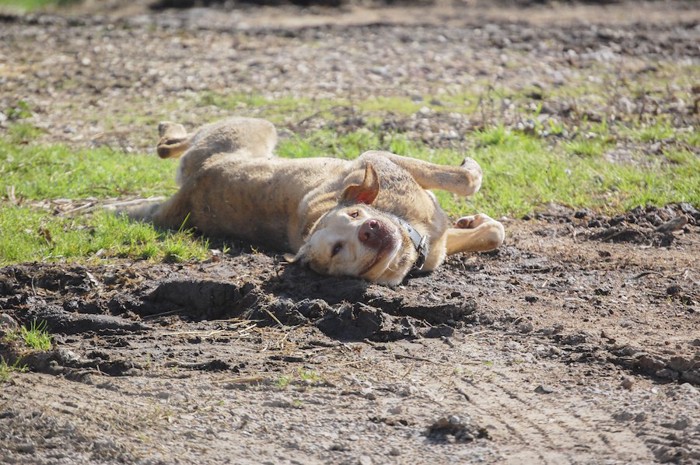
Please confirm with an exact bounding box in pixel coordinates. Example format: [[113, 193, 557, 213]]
[[1, 2, 699, 464]]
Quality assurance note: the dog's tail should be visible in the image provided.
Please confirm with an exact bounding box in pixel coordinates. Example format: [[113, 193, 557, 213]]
[[106, 197, 165, 223], [156, 122, 191, 159]]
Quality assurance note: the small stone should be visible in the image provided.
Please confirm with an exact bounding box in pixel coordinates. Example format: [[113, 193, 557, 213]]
[[16, 442, 36, 454], [518, 321, 534, 333], [388, 405, 402, 415], [661, 416, 692, 431], [621, 377, 634, 390], [666, 285, 683, 296], [535, 385, 555, 394], [613, 411, 635, 422], [0, 313, 19, 331], [359, 456, 373, 465]]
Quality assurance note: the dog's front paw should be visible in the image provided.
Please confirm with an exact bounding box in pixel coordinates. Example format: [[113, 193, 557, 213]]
[[456, 213, 493, 229]]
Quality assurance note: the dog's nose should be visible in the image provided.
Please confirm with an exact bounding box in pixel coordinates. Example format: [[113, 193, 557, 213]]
[[358, 219, 385, 249]]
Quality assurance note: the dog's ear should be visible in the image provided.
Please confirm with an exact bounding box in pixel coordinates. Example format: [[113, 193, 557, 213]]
[[283, 247, 310, 267], [341, 163, 379, 205]]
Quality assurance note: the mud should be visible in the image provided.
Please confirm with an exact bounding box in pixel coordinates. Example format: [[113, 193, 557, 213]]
[[1, 202, 699, 463]]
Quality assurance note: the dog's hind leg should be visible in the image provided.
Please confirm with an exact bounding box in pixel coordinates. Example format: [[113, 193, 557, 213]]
[[359, 151, 483, 197], [445, 214, 504, 255]]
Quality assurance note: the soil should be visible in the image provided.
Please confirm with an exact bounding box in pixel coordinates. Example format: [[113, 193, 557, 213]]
[[1, 1, 699, 464]]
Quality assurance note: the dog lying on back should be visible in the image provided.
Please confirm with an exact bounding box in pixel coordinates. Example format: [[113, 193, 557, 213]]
[[130, 117, 504, 285]]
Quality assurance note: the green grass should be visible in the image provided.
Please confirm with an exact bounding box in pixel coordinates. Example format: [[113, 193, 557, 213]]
[[0, 357, 27, 383], [280, 124, 699, 218], [0, 137, 210, 265], [0, 138, 176, 199], [0, 207, 208, 264], [1, 85, 698, 266], [20, 320, 52, 351], [0, 0, 78, 11], [0, 320, 50, 383]]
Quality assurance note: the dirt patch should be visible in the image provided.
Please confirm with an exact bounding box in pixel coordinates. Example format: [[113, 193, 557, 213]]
[[1, 1, 700, 464], [1, 207, 699, 463]]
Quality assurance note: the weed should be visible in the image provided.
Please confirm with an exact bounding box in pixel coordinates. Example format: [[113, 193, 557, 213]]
[[20, 320, 52, 351], [298, 368, 322, 384], [6, 100, 32, 120], [0, 357, 28, 383], [276, 376, 291, 389]]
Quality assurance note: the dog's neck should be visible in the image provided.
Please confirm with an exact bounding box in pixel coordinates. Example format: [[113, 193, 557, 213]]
[[397, 218, 428, 270]]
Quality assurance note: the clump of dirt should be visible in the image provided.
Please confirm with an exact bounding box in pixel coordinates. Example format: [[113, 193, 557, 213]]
[[525, 203, 698, 247], [426, 415, 491, 443]]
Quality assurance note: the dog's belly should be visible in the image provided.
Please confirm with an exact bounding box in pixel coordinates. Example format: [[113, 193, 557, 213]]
[[183, 156, 347, 251]]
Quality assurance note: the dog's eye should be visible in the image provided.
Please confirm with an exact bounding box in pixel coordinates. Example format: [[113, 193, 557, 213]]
[[331, 243, 343, 257], [349, 211, 359, 218]]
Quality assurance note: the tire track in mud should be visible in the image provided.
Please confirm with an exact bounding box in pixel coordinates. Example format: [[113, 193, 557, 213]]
[[460, 369, 655, 464]]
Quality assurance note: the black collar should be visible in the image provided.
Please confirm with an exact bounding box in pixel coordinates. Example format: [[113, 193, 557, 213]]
[[397, 218, 428, 270]]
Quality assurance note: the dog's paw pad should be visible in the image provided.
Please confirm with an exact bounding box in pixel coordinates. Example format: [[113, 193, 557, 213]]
[[456, 214, 492, 229]]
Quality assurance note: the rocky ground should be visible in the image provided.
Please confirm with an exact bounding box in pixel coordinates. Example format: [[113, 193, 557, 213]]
[[1, 1, 699, 464]]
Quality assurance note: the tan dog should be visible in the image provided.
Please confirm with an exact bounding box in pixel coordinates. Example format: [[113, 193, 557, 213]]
[[133, 117, 504, 285]]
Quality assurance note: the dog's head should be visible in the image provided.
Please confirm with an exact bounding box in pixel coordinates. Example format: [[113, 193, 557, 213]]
[[287, 164, 422, 286]]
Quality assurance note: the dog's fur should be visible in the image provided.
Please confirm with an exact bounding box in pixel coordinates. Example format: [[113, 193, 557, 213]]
[[130, 117, 505, 285]]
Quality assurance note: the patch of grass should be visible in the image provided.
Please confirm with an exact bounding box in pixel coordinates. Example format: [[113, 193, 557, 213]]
[[356, 96, 424, 115], [564, 138, 607, 158], [20, 320, 52, 351], [0, 206, 209, 265], [0, 0, 78, 11], [5, 100, 33, 120], [463, 127, 699, 217], [298, 368, 323, 384], [1, 82, 698, 268], [275, 375, 291, 389], [0, 138, 177, 200], [278, 128, 381, 160], [278, 124, 699, 218], [637, 121, 675, 143], [0, 138, 210, 265], [7, 123, 43, 145], [0, 357, 28, 383]]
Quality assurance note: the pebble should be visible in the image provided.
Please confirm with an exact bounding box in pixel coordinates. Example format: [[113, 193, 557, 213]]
[[621, 376, 634, 390], [0, 313, 19, 331], [534, 385, 555, 394], [517, 321, 534, 333]]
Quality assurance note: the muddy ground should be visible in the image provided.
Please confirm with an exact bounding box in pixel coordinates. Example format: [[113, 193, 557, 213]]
[[1, 1, 699, 464]]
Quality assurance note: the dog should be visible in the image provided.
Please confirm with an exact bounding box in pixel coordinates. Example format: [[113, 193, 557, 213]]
[[130, 117, 505, 285]]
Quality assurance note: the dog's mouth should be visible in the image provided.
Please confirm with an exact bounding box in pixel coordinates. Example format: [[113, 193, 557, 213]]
[[358, 237, 399, 277], [356, 219, 406, 279]]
